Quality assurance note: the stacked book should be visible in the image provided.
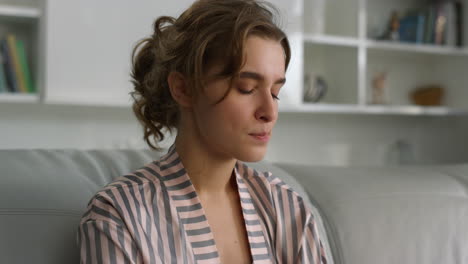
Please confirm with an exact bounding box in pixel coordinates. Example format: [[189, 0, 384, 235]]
[[398, 1, 463, 46], [0, 34, 34, 93]]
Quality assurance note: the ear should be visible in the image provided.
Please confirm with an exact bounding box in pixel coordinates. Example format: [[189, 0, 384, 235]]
[[168, 71, 192, 107]]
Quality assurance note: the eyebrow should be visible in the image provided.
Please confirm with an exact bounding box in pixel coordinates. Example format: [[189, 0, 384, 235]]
[[239, 71, 286, 85]]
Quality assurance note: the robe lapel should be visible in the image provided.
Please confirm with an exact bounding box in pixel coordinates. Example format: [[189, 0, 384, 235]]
[[160, 146, 221, 264], [235, 163, 274, 264], [158, 145, 273, 264]]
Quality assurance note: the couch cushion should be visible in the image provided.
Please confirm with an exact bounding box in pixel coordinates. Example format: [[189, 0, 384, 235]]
[[276, 163, 468, 264], [0, 149, 160, 264]]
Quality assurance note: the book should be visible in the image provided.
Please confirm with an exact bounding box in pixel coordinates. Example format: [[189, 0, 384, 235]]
[[0, 53, 7, 93], [424, 6, 436, 44], [16, 40, 34, 93], [399, 13, 425, 43], [445, 2, 457, 47], [416, 14, 426, 44], [6, 34, 27, 93], [1, 38, 17, 93]]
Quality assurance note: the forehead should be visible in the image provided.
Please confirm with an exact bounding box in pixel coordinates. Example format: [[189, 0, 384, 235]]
[[240, 36, 286, 79], [203, 35, 286, 83]]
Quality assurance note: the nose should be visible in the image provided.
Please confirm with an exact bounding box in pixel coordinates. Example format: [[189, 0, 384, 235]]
[[255, 91, 278, 123]]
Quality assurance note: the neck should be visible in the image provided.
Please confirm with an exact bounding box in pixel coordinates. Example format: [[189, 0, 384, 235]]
[[174, 129, 237, 197]]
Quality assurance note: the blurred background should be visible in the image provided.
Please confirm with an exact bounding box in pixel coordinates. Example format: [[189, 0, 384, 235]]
[[0, 0, 467, 166]]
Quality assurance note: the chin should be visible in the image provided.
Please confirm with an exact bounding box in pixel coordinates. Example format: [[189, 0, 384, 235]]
[[235, 146, 267, 163]]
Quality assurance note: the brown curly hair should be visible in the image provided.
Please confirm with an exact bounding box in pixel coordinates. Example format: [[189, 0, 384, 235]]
[[130, 0, 291, 150]]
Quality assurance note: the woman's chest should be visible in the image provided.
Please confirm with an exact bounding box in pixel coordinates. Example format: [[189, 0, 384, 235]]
[[203, 198, 253, 264]]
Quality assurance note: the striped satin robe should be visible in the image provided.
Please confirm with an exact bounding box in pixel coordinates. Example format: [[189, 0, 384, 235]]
[[78, 145, 327, 263]]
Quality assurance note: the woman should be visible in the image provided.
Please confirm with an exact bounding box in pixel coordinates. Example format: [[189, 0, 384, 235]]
[[78, 0, 327, 263]]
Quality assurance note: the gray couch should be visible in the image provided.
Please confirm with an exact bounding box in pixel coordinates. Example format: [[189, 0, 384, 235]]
[[1, 149, 467, 264]]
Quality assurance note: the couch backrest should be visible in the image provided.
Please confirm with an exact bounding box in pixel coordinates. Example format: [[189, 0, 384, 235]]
[[276, 163, 468, 264], [8, 148, 467, 264], [0, 149, 332, 264], [0, 149, 162, 263]]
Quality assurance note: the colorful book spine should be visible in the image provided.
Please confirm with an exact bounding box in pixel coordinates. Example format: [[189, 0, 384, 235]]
[[445, 2, 457, 47], [16, 40, 34, 93], [424, 6, 435, 44], [0, 53, 7, 93], [399, 14, 422, 43], [6, 34, 27, 93], [1, 38, 17, 93], [416, 14, 426, 44]]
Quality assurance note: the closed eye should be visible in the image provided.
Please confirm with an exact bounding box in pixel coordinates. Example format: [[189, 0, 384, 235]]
[[238, 89, 254, 94], [237, 84, 280, 100], [239, 89, 280, 100]]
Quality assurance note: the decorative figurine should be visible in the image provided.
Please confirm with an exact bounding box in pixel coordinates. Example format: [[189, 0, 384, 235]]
[[304, 73, 327, 103], [389, 11, 400, 41], [371, 71, 387, 104]]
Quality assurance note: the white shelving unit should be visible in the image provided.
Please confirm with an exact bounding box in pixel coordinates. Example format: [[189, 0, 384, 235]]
[[303, 34, 360, 47], [366, 39, 468, 56], [0, 5, 40, 19], [0, 92, 38, 102], [0, 0, 466, 117], [280, 103, 468, 116], [296, 0, 468, 115], [0, 2, 42, 102]]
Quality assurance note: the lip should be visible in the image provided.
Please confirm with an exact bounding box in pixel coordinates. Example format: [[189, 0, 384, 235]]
[[249, 132, 271, 142]]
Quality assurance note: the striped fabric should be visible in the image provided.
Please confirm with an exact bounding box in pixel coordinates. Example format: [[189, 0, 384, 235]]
[[78, 145, 327, 263]]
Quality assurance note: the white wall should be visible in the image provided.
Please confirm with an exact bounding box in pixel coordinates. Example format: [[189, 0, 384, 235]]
[[1, 103, 466, 166], [1, 0, 466, 166], [269, 113, 468, 166]]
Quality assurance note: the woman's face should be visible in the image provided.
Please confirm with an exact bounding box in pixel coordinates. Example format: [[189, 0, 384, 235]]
[[192, 35, 286, 162]]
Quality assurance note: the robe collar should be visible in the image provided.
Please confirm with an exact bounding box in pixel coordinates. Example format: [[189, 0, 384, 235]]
[[155, 144, 273, 263]]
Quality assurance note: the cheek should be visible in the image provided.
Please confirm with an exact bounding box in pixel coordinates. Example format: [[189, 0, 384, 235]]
[[196, 104, 235, 131], [218, 98, 253, 125], [204, 100, 253, 137], [194, 90, 255, 137]]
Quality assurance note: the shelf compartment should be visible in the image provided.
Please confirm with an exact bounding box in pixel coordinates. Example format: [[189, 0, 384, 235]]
[[367, 46, 468, 110], [303, 0, 359, 38], [0, 3, 42, 102], [304, 43, 359, 105], [366, 0, 428, 40], [0, 5, 41, 24]]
